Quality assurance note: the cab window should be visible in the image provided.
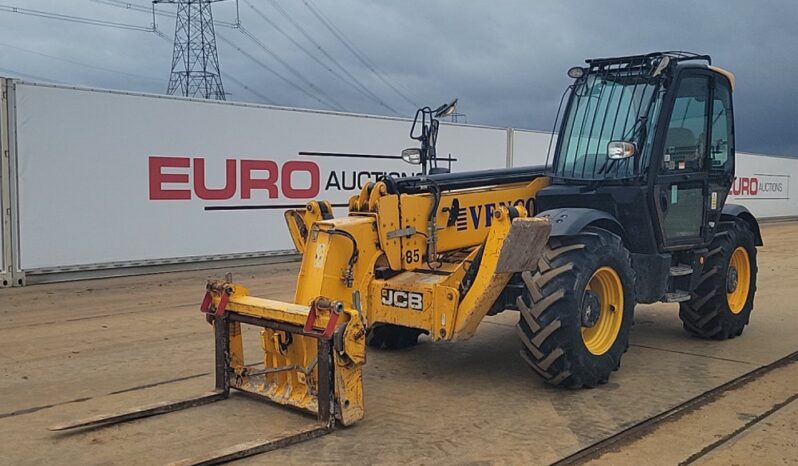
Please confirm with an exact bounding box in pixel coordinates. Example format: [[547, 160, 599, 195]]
[[710, 79, 733, 171], [663, 76, 710, 172]]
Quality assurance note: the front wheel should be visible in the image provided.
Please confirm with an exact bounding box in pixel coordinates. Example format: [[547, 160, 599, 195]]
[[516, 227, 636, 388], [679, 219, 757, 339]]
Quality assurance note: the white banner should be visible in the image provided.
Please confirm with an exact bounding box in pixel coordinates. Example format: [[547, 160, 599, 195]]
[[9, 82, 798, 273], [14, 83, 508, 270], [510, 129, 554, 168], [0, 164, 4, 271], [730, 173, 789, 199], [0, 79, 6, 273], [732, 152, 798, 218]]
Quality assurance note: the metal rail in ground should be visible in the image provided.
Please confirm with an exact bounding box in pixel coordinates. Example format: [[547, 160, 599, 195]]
[[552, 350, 798, 465], [48, 312, 336, 465]]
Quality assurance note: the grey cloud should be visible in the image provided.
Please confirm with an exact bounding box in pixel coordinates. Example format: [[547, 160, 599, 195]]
[[1, 0, 796, 155]]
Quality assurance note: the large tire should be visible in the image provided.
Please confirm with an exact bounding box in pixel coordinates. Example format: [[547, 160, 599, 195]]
[[679, 219, 757, 339], [516, 227, 635, 388], [366, 324, 426, 350]]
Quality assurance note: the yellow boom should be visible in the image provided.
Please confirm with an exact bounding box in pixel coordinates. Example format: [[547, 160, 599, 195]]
[[203, 176, 551, 425]]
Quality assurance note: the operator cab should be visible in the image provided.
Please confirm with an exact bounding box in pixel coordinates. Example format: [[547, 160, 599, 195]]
[[536, 52, 738, 254]]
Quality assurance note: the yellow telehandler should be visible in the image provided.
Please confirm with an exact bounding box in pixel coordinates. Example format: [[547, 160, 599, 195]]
[[51, 52, 761, 465]]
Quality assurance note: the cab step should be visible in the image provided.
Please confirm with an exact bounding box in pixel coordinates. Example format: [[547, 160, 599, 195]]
[[664, 291, 691, 303], [669, 265, 693, 276]]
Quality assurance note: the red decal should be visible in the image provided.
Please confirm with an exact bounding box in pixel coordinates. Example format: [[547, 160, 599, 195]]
[[149, 156, 190, 200], [282, 161, 320, 199], [150, 157, 322, 202], [193, 158, 237, 200], [731, 176, 760, 197], [240, 159, 279, 199]]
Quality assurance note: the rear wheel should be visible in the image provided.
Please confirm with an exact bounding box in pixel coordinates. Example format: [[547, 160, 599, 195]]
[[679, 219, 757, 339], [516, 228, 635, 388]]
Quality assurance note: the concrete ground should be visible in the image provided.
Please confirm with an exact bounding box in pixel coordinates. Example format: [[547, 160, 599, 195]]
[[1, 221, 796, 465]]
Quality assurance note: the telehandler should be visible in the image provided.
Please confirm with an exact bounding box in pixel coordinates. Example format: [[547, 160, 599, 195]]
[[51, 52, 761, 464]]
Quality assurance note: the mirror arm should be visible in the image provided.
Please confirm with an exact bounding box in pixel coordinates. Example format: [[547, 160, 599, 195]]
[[406, 103, 453, 176]]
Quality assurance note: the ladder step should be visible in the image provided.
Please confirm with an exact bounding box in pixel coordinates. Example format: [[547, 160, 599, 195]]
[[669, 265, 693, 276], [664, 291, 691, 303]]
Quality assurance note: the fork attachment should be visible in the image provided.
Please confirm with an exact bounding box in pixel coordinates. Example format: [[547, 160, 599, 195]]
[[48, 281, 366, 465]]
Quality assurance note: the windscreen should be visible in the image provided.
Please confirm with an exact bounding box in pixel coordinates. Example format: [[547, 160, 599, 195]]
[[554, 71, 662, 180]]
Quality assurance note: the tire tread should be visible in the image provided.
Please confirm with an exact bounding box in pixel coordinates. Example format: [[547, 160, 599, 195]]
[[517, 228, 635, 388], [679, 219, 757, 340]]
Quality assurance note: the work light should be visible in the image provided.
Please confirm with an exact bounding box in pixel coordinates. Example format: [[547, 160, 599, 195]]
[[568, 67, 586, 79]]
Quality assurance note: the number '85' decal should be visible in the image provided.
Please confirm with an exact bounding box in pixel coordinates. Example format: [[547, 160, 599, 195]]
[[405, 248, 421, 264]]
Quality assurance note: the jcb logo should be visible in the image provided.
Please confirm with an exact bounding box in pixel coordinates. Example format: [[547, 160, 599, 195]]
[[381, 288, 423, 311]]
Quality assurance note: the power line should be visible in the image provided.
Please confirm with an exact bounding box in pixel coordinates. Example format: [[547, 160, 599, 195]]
[[265, 0, 400, 112], [90, 0, 343, 110], [301, 0, 419, 109], [90, 0, 277, 105], [0, 3, 156, 33], [245, 0, 399, 115], [157, 0, 226, 100], [89, 0, 166, 17], [303, 0, 418, 108], [0, 41, 266, 104], [2, 0, 417, 114], [0, 42, 163, 83], [0, 66, 63, 83], [221, 71, 276, 104], [216, 31, 334, 110], [0, 1, 274, 103], [153, 31, 172, 43], [89, 0, 238, 29], [236, 24, 347, 111]]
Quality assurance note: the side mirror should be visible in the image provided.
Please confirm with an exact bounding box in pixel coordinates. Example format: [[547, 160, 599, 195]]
[[401, 148, 422, 165], [608, 141, 637, 160]]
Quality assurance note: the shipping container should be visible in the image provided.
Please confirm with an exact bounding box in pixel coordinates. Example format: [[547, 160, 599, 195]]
[[0, 78, 795, 286]]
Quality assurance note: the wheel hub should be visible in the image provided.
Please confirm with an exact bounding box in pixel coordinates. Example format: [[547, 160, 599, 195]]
[[727, 265, 739, 293], [581, 291, 601, 328]]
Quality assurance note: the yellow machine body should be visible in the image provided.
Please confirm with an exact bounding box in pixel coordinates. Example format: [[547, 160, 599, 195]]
[[203, 176, 552, 426], [51, 55, 754, 465]]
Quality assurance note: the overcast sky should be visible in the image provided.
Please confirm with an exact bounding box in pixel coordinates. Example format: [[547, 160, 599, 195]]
[[1, 0, 796, 156]]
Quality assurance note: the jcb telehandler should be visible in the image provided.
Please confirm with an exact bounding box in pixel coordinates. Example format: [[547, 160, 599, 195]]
[[52, 52, 761, 464]]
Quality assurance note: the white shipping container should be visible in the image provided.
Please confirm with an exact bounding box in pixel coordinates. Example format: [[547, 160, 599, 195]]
[[0, 167, 5, 273], [0, 78, 9, 278], [510, 129, 554, 167], [2, 78, 797, 283], [12, 82, 509, 272], [731, 152, 795, 219]]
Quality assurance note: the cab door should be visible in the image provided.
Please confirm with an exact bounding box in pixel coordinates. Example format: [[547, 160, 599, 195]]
[[706, 76, 735, 228], [653, 73, 712, 249]]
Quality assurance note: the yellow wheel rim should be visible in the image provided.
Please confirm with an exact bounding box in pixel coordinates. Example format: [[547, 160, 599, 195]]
[[581, 266, 624, 356], [727, 247, 751, 314]]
